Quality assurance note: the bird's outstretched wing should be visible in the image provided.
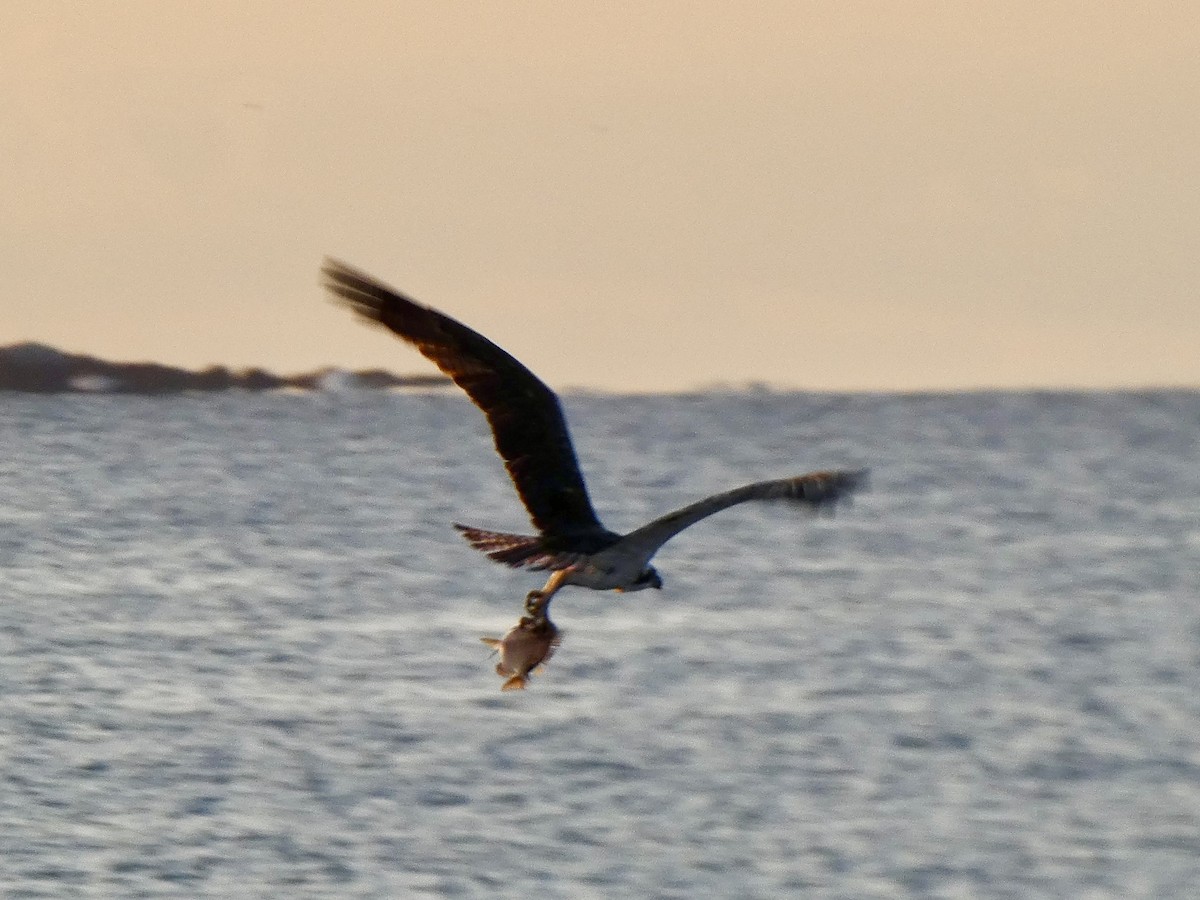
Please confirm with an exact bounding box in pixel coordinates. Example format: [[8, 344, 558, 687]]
[[322, 259, 608, 538], [617, 469, 867, 558]]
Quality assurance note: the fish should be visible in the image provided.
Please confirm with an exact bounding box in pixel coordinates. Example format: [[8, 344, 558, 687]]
[[481, 607, 562, 691]]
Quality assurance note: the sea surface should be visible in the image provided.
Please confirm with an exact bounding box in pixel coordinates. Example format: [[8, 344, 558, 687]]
[[1, 388, 1197, 898]]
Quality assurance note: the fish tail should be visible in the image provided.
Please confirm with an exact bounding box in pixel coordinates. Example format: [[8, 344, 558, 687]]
[[500, 674, 528, 691], [480, 637, 502, 649]]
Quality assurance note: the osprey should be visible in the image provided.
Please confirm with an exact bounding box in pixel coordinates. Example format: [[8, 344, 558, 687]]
[[323, 259, 864, 617]]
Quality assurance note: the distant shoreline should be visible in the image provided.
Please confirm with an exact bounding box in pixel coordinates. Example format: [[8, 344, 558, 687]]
[[0, 343, 451, 395], [3, 343, 1195, 397]]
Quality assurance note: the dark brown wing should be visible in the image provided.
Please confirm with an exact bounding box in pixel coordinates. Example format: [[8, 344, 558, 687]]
[[618, 469, 867, 559], [322, 259, 610, 539]]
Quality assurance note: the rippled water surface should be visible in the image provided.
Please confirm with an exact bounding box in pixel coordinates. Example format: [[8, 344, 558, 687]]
[[2, 389, 1198, 898]]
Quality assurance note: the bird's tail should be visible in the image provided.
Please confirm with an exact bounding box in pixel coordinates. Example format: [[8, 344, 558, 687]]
[[453, 524, 582, 571]]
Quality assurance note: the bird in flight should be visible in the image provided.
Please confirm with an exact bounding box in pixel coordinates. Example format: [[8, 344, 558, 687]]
[[322, 259, 865, 619]]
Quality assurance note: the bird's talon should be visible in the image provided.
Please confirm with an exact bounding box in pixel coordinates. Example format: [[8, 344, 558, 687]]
[[524, 589, 547, 617]]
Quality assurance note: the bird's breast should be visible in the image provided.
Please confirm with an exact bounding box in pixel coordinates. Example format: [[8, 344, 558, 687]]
[[563, 550, 648, 591]]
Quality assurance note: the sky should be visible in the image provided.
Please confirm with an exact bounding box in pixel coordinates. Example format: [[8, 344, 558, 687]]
[[4, 2, 1198, 392]]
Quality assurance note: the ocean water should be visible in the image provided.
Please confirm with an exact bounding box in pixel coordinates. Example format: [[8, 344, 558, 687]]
[[1, 388, 1197, 898]]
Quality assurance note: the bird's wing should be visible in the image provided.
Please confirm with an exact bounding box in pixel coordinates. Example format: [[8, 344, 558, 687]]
[[322, 259, 607, 537], [617, 469, 867, 559]]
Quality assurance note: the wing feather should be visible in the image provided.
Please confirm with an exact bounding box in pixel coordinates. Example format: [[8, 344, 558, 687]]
[[322, 259, 608, 538], [618, 469, 867, 558]]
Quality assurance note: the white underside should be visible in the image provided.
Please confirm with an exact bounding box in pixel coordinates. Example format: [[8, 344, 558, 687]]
[[554, 546, 656, 592]]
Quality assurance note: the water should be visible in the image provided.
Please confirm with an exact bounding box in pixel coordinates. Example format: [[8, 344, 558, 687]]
[[2, 388, 1197, 898]]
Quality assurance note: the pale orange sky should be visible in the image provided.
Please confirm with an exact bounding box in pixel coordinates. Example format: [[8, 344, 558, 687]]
[[4, 2, 1198, 391]]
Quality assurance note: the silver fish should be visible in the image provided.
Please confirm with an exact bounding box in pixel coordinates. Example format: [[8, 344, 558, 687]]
[[481, 610, 561, 692]]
